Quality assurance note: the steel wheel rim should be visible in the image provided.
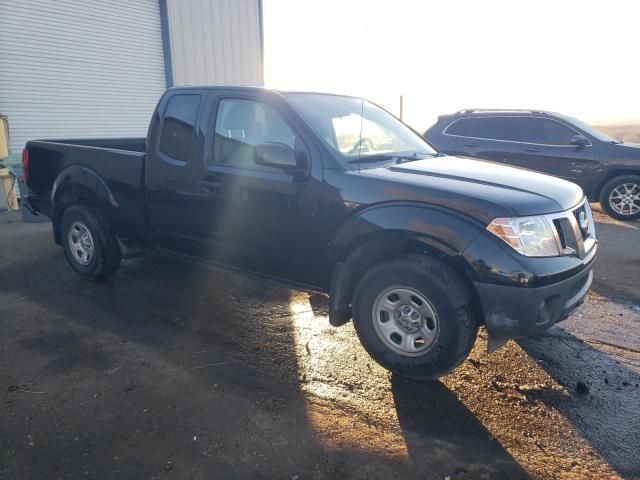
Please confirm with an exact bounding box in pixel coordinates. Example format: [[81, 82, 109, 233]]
[[67, 221, 95, 266], [371, 285, 439, 357], [609, 182, 640, 216]]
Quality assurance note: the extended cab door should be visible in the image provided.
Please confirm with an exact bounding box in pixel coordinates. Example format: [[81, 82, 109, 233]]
[[145, 91, 208, 253], [191, 91, 324, 286]]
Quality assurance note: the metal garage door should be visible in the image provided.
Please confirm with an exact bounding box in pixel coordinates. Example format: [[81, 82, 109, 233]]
[[0, 0, 167, 166]]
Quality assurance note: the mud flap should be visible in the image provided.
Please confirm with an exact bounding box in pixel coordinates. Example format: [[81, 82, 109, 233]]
[[116, 238, 150, 259], [329, 262, 352, 327]]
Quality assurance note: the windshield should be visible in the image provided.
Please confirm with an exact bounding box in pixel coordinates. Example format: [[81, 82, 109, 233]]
[[565, 116, 619, 143], [286, 93, 437, 167]]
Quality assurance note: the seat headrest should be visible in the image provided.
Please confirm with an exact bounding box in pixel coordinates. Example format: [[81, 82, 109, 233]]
[[224, 102, 256, 130]]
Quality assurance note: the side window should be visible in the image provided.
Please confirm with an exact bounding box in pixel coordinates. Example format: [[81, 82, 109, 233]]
[[213, 99, 296, 169], [474, 117, 526, 142], [445, 118, 476, 136], [159, 94, 201, 162], [525, 118, 577, 145]]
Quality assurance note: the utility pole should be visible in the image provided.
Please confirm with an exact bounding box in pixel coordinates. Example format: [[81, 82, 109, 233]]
[[399, 95, 404, 121]]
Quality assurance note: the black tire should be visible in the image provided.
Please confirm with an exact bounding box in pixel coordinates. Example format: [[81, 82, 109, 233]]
[[599, 175, 640, 221], [352, 255, 478, 381], [60, 204, 121, 280]]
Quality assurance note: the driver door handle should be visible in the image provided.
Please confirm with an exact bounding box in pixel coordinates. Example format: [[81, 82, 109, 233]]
[[524, 147, 542, 153]]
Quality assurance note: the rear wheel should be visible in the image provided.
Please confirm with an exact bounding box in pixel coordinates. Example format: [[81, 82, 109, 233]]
[[352, 255, 478, 381], [60, 205, 121, 280], [599, 175, 640, 221]]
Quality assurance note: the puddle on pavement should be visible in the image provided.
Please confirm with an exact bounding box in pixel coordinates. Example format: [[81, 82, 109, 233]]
[[287, 292, 624, 479]]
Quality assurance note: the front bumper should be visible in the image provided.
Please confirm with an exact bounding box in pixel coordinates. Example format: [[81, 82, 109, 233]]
[[474, 248, 595, 341]]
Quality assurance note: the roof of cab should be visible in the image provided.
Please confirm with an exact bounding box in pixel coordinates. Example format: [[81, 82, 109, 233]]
[[164, 85, 361, 99]]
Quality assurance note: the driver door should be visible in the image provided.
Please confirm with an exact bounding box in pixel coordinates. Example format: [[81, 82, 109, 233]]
[[191, 93, 323, 285]]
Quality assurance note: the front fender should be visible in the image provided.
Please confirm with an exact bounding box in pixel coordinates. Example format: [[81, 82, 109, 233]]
[[329, 202, 484, 262], [325, 203, 485, 327]]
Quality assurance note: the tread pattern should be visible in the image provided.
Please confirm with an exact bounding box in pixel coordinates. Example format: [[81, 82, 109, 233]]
[[352, 254, 479, 380], [61, 205, 121, 280]]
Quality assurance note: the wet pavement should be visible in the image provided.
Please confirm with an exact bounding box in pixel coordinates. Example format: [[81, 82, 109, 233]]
[[1, 205, 639, 480]]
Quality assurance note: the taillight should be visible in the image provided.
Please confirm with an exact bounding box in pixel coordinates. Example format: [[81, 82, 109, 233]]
[[22, 147, 29, 183]]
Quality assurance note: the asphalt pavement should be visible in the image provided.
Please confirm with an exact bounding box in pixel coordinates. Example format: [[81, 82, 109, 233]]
[[1, 205, 638, 480]]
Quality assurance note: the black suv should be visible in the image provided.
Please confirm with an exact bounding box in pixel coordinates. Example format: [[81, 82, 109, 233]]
[[425, 110, 640, 220]]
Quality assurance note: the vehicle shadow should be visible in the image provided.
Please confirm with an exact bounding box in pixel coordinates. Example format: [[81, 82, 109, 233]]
[[590, 206, 640, 304], [390, 375, 530, 479], [0, 246, 529, 479], [519, 327, 640, 478], [304, 295, 530, 478]]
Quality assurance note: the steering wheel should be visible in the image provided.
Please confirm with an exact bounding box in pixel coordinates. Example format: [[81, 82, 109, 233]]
[[349, 137, 375, 154]]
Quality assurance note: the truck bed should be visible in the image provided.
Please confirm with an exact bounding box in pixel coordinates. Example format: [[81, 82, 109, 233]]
[[24, 137, 150, 245]]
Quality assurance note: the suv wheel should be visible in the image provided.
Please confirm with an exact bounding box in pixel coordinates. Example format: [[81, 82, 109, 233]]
[[599, 175, 640, 221], [352, 255, 478, 381], [60, 205, 121, 280]]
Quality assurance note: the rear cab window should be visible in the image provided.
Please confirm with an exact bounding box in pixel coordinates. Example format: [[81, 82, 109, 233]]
[[158, 94, 202, 163]]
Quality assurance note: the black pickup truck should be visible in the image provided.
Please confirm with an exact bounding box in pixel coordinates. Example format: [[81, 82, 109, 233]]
[[22, 86, 597, 380]]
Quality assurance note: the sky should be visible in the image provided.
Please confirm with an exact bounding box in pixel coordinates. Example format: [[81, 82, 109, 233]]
[[263, 0, 640, 131]]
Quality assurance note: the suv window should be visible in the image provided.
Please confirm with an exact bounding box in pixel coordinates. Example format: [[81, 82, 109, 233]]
[[525, 118, 577, 145], [446, 116, 528, 142], [445, 118, 476, 136], [159, 94, 201, 162], [473, 117, 527, 142], [213, 99, 296, 169]]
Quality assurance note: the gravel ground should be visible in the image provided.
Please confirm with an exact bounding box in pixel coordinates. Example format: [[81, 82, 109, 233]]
[[0, 205, 638, 480]]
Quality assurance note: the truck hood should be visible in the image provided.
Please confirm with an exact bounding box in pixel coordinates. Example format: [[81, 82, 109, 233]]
[[361, 156, 584, 224]]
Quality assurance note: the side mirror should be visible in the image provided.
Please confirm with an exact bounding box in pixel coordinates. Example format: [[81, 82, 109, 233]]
[[570, 134, 590, 147], [255, 142, 306, 173]]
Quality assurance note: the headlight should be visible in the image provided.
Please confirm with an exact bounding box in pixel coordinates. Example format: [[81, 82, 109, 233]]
[[487, 216, 560, 257]]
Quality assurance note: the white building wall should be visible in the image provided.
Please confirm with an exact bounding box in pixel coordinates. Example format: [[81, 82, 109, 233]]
[[166, 0, 263, 86], [0, 0, 167, 159]]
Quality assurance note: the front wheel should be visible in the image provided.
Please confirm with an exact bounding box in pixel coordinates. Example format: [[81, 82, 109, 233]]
[[60, 204, 121, 280], [352, 255, 478, 381], [599, 175, 640, 221]]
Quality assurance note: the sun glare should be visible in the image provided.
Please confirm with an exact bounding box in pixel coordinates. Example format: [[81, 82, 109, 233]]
[[264, 0, 640, 131]]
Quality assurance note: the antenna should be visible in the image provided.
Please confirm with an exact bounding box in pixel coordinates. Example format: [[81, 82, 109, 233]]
[[358, 97, 364, 171]]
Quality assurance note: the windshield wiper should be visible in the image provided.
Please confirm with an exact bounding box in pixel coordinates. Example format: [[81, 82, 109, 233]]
[[396, 151, 440, 163], [347, 154, 395, 164], [348, 151, 437, 165]]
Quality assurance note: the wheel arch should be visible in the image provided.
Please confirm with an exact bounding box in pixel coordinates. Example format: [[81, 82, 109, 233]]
[[51, 165, 117, 244], [592, 168, 640, 199], [326, 203, 485, 327]]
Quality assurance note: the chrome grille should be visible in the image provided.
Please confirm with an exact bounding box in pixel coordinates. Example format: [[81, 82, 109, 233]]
[[573, 203, 590, 239], [545, 199, 596, 259]]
